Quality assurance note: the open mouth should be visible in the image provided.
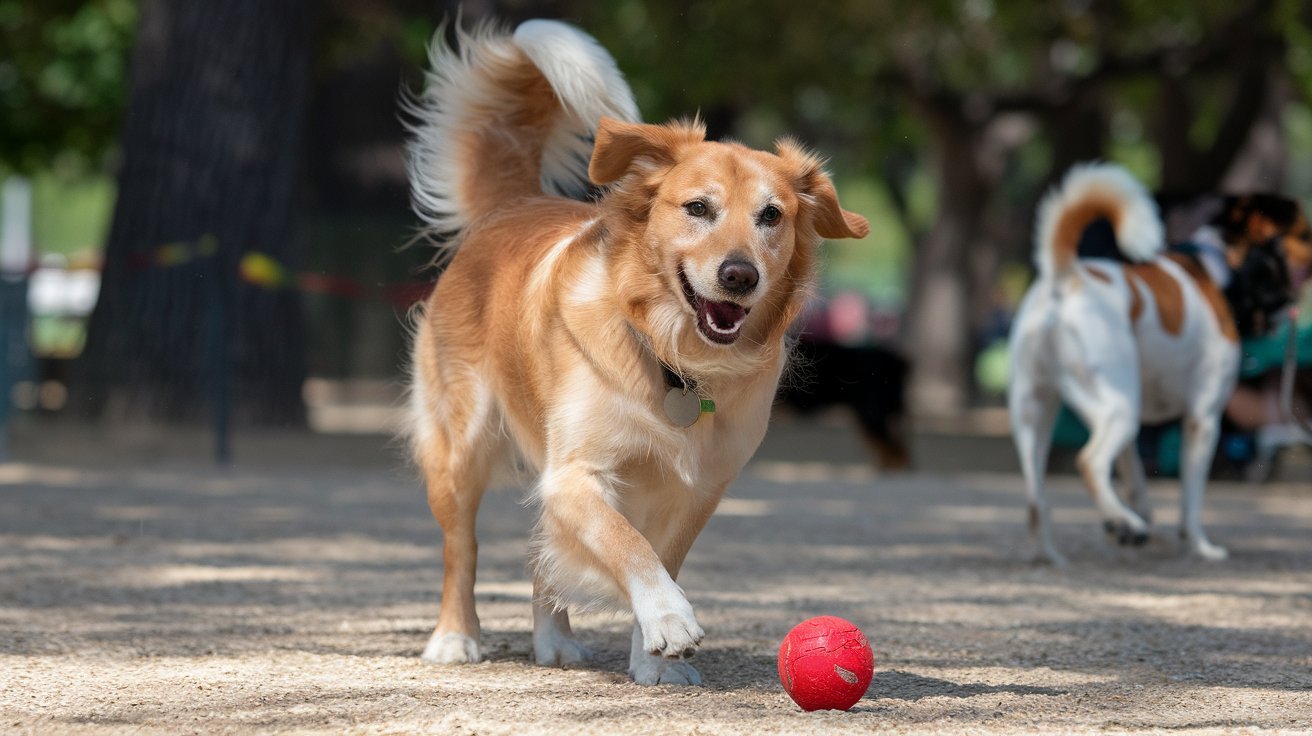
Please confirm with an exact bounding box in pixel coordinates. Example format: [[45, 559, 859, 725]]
[[678, 268, 749, 345]]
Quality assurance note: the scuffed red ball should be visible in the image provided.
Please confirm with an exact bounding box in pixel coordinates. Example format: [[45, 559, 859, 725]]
[[777, 615, 874, 711]]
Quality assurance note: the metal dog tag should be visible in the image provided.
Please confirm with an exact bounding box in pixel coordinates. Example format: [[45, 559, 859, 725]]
[[663, 387, 703, 428]]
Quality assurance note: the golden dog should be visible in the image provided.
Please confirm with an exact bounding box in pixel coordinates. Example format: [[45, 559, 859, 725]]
[[403, 20, 867, 684]]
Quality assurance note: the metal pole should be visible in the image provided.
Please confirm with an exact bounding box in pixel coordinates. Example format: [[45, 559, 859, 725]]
[[204, 237, 232, 465]]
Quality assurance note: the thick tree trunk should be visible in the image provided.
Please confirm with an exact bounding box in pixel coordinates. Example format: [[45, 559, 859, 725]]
[[78, 0, 316, 426]]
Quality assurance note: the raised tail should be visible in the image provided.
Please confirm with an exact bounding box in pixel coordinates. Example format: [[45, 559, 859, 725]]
[[1033, 162, 1163, 279], [403, 19, 639, 240]]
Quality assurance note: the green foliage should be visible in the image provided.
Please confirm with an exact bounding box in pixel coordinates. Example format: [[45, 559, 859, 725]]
[[568, 0, 1312, 178], [0, 0, 137, 174], [31, 171, 116, 255], [822, 176, 910, 305]]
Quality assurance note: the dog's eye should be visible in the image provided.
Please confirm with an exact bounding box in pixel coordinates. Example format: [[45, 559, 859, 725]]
[[684, 200, 709, 218], [759, 205, 782, 225]]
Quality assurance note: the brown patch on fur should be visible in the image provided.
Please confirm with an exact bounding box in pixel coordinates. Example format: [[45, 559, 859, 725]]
[[1124, 263, 1183, 335], [1084, 265, 1113, 284], [1168, 253, 1239, 342], [1052, 195, 1121, 274]]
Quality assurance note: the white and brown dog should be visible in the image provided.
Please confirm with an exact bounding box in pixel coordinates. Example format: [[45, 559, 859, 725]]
[[1008, 163, 1301, 565], [403, 20, 867, 684]]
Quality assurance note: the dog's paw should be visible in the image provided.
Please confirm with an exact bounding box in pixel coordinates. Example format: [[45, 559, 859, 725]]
[[638, 609, 704, 659], [1187, 537, 1229, 561], [533, 628, 592, 667], [420, 632, 482, 664], [1104, 519, 1149, 547], [629, 652, 703, 686], [1030, 547, 1070, 568]]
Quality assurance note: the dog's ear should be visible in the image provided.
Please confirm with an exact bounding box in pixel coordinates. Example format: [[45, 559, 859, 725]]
[[776, 138, 869, 240], [589, 118, 704, 185]]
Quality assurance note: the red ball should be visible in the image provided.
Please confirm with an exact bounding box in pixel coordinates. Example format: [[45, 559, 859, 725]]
[[777, 615, 875, 711]]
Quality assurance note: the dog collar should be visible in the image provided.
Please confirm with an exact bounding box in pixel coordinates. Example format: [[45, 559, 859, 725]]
[[660, 362, 715, 428]]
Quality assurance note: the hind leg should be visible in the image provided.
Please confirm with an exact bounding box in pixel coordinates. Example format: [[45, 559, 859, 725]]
[[413, 359, 500, 664], [1009, 384, 1065, 565], [1115, 444, 1153, 526], [1070, 394, 1149, 546], [1179, 412, 1228, 560]]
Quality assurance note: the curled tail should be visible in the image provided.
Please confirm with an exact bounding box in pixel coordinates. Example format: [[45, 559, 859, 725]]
[[1034, 162, 1162, 279], [403, 19, 639, 240]]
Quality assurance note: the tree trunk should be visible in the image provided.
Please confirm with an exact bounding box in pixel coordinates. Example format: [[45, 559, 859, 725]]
[[1154, 20, 1276, 193], [902, 112, 990, 417], [78, 0, 317, 426], [1221, 73, 1290, 191]]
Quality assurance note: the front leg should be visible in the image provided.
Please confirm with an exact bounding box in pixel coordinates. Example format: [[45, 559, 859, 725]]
[[535, 463, 705, 670], [626, 480, 727, 685]]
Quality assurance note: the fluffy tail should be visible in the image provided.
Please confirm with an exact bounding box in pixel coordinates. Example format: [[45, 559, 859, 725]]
[[403, 19, 639, 240], [1033, 162, 1162, 279]]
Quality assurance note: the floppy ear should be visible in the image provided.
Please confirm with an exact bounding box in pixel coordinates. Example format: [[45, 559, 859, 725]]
[[776, 138, 869, 240], [809, 177, 871, 240], [589, 117, 705, 185]]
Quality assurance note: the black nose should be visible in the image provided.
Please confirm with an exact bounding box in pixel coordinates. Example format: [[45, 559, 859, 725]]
[[717, 259, 759, 294]]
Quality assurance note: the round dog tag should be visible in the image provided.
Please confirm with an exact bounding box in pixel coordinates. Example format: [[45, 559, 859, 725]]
[[663, 387, 703, 427]]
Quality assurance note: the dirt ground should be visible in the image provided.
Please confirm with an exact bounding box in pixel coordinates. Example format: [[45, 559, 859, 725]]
[[1, 420, 1310, 734]]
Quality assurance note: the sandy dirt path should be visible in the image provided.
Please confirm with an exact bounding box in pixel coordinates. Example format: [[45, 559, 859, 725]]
[[1, 427, 1310, 734]]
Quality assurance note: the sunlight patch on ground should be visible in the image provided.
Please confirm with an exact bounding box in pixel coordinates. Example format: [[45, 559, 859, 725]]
[[142, 564, 326, 585], [0, 463, 96, 487], [749, 460, 877, 484]]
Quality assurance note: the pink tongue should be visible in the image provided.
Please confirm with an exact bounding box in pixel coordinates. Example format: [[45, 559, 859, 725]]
[[703, 300, 746, 329]]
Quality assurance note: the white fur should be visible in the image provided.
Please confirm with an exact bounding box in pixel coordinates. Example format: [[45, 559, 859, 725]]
[[1010, 163, 1238, 564], [404, 20, 638, 239], [1034, 162, 1163, 278], [514, 21, 640, 199], [527, 220, 595, 299], [420, 632, 481, 664], [628, 571, 704, 658], [532, 600, 592, 666], [628, 626, 703, 685]]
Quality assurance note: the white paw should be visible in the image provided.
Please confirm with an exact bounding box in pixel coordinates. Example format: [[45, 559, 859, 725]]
[[1189, 538, 1229, 561], [534, 629, 592, 667], [629, 574, 703, 658], [1032, 546, 1070, 568], [629, 651, 703, 685], [637, 607, 704, 658], [420, 632, 481, 664]]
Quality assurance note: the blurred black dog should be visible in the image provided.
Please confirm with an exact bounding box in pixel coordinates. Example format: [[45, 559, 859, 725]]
[[777, 339, 911, 470]]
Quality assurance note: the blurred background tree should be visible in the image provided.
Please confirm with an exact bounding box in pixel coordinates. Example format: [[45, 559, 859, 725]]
[[76, 0, 317, 426], [4, 0, 1312, 429], [0, 0, 135, 174]]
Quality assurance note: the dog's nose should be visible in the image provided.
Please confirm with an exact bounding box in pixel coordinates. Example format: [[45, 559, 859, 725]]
[[717, 259, 759, 294]]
